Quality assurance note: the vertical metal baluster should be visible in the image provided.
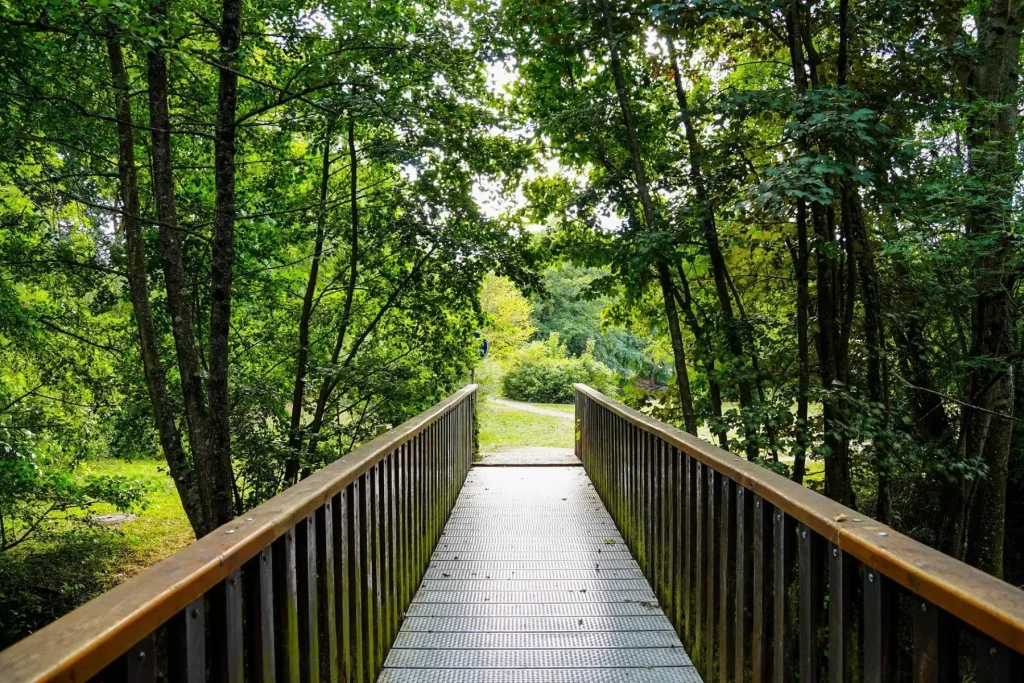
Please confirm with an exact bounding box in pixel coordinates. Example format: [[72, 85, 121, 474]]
[[683, 455, 694, 647], [695, 463, 705, 668], [297, 513, 320, 683], [396, 446, 408, 618], [347, 484, 364, 683], [705, 468, 717, 679], [734, 483, 751, 682], [672, 448, 683, 638], [829, 545, 857, 683], [798, 524, 822, 683], [333, 493, 349, 683], [913, 598, 959, 683], [257, 548, 276, 683], [318, 501, 338, 683], [668, 445, 679, 635], [773, 510, 794, 683], [378, 460, 391, 662], [719, 477, 735, 683], [752, 498, 771, 683], [225, 569, 243, 683], [168, 596, 205, 683], [126, 633, 157, 682], [389, 453, 399, 641], [371, 466, 384, 674], [359, 474, 375, 683], [975, 633, 1019, 683], [273, 529, 300, 683], [863, 569, 895, 683]]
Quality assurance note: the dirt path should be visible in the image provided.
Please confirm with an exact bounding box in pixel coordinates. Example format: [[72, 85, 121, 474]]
[[489, 397, 574, 419]]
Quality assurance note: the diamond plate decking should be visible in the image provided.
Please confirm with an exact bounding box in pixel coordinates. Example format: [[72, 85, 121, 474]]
[[380, 466, 701, 682]]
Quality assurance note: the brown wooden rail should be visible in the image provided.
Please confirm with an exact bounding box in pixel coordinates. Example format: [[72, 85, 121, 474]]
[[575, 384, 1024, 683], [0, 385, 477, 683]]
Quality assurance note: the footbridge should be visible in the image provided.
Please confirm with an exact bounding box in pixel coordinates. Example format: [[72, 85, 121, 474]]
[[1, 385, 1023, 682]]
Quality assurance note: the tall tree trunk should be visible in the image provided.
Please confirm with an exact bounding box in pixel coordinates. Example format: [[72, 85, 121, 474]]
[[932, 0, 1022, 577], [836, 0, 891, 520], [106, 24, 204, 534], [600, 0, 696, 433], [785, 0, 854, 506], [145, 3, 218, 536], [205, 0, 243, 527], [668, 42, 757, 458]]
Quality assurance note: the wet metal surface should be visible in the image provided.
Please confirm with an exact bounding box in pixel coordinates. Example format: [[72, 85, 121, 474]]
[[380, 467, 700, 682]]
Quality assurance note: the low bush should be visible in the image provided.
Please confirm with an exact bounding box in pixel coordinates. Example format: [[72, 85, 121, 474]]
[[501, 334, 616, 403]]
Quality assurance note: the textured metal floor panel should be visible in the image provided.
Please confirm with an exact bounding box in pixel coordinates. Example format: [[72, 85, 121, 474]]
[[422, 569, 645, 580], [393, 631, 683, 649], [379, 466, 699, 682], [431, 552, 631, 561], [379, 669, 703, 682], [404, 602, 667, 617], [411, 590, 657, 604], [400, 616, 674, 632], [417, 579, 652, 591], [426, 560, 641, 570], [385, 649, 691, 668]]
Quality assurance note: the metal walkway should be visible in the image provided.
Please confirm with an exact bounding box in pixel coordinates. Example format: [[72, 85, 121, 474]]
[[379, 466, 700, 682]]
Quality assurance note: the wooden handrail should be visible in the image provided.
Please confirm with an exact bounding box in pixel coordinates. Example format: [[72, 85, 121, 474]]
[[0, 384, 477, 682], [575, 383, 1024, 679]]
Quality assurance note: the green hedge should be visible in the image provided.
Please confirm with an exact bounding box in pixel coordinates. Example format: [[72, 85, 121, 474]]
[[501, 335, 616, 403]]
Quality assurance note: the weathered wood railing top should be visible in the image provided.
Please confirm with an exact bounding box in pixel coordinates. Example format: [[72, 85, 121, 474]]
[[0, 384, 477, 682], [575, 383, 1024, 681]]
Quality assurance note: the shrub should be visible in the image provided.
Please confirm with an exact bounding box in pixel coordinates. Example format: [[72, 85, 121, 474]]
[[501, 334, 616, 403]]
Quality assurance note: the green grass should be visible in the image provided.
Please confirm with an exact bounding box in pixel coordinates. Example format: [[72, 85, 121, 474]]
[[78, 459, 195, 572], [528, 402, 575, 413], [0, 459, 193, 647], [477, 400, 574, 451]]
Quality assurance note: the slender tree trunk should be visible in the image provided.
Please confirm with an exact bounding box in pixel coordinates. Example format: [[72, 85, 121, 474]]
[[106, 24, 204, 534], [293, 110, 362, 473], [675, 263, 727, 445], [668, 42, 757, 458], [785, 0, 854, 505], [935, 0, 1023, 578], [285, 124, 332, 482], [600, 0, 696, 433], [659, 264, 698, 434], [790, 200, 811, 484], [836, 0, 890, 519], [205, 0, 243, 526]]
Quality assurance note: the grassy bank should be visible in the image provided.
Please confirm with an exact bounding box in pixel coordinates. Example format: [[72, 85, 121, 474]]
[[0, 459, 192, 647], [477, 399, 574, 451]]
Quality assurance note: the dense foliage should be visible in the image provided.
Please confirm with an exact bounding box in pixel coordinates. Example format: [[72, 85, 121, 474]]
[[498, 0, 1024, 582], [502, 334, 617, 403]]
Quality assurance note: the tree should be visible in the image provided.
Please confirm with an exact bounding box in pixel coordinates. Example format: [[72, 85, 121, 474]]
[[480, 273, 536, 361]]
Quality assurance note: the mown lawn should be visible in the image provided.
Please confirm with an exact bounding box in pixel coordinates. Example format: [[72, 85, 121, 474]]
[[477, 399, 575, 451], [529, 402, 575, 413]]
